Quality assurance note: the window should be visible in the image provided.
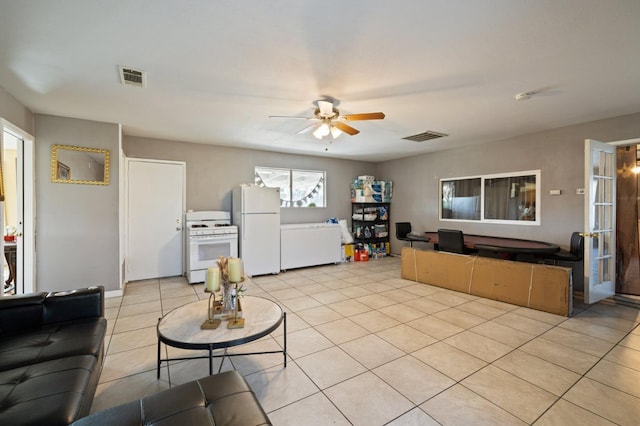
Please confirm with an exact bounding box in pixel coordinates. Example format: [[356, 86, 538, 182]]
[[441, 178, 481, 220], [255, 166, 325, 207], [440, 170, 540, 225]]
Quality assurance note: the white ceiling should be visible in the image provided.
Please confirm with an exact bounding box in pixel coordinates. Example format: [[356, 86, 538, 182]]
[[1, 1, 639, 162]]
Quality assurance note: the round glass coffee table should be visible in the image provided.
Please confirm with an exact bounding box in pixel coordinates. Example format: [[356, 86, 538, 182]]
[[157, 295, 287, 377]]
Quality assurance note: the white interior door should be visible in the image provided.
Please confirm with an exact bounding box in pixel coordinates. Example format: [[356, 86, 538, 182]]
[[127, 159, 185, 281], [584, 139, 616, 304], [14, 133, 24, 294]]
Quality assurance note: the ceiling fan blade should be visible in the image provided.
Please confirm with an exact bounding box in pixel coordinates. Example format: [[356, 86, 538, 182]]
[[268, 115, 315, 119], [333, 121, 360, 136], [297, 122, 320, 135], [342, 112, 385, 121]]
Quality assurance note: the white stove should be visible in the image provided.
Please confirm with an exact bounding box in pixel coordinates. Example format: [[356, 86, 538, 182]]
[[185, 211, 238, 283]]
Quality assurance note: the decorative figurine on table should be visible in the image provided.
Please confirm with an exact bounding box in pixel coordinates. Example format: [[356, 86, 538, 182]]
[[200, 265, 222, 329], [203, 256, 246, 329], [217, 257, 234, 312]]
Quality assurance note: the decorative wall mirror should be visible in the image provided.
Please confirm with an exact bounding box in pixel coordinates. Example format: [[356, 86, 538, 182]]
[[50, 144, 110, 185]]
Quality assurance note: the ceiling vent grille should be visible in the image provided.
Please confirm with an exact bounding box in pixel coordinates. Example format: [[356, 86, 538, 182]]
[[402, 130, 448, 142], [119, 66, 146, 87]]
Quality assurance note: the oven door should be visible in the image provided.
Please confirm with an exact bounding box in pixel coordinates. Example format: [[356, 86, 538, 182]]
[[188, 235, 238, 271]]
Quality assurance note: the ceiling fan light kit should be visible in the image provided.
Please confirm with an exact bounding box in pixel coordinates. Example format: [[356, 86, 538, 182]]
[[270, 98, 385, 142], [313, 123, 331, 139], [330, 126, 343, 139]]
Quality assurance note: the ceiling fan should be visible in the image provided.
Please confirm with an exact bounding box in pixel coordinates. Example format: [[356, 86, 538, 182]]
[[269, 100, 385, 141]]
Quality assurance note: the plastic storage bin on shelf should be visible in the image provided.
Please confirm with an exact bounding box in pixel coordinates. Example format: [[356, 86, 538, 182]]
[[351, 179, 393, 203]]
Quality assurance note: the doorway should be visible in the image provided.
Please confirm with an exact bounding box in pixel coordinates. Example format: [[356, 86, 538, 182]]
[[126, 158, 185, 282], [615, 140, 640, 296], [0, 118, 35, 295]]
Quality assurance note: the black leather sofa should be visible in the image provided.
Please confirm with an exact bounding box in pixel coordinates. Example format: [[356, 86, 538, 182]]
[[0, 287, 106, 426], [72, 370, 272, 425]]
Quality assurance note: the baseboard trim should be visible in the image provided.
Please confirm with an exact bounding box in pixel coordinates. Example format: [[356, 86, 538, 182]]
[[613, 293, 640, 307], [105, 289, 123, 298]]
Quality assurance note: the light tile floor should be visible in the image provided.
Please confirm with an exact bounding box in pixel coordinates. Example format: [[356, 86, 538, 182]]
[[93, 256, 640, 425]]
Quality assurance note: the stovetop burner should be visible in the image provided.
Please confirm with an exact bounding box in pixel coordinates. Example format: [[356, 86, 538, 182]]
[[185, 211, 235, 234]]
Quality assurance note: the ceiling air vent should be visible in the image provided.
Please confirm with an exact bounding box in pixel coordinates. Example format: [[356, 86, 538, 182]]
[[119, 66, 146, 87], [402, 130, 448, 142]]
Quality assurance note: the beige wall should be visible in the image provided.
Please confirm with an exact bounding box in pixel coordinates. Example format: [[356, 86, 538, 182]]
[[377, 112, 640, 254], [0, 86, 34, 134], [125, 113, 640, 259], [6, 97, 640, 295], [123, 137, 377, 224], [35, 114, 120, 292]]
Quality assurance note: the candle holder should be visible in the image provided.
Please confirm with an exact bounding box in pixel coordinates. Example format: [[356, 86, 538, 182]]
[[200, 288, 222, 329], [206, 256, 246, 328]]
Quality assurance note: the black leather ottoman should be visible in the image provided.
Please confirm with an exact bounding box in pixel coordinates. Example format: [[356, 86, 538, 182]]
[[73, 371, 271, 426]]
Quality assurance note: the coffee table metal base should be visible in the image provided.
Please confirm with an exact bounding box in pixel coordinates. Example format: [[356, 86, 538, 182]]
[[156, 297, 287, 378]]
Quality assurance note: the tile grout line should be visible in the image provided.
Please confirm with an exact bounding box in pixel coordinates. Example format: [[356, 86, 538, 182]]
[[266, 280, 638, 424], [97, 261, 640, 424], [529, 318, 640, 424]]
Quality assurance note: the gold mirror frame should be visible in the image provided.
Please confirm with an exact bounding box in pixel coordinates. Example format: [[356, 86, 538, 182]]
[[50, 144, 110, 185]]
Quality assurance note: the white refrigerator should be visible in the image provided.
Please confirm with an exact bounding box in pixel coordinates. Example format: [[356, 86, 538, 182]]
[[232, 185, 281, 276]]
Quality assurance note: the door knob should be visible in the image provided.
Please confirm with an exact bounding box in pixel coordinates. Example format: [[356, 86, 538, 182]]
[[579, 232, 598, 238]]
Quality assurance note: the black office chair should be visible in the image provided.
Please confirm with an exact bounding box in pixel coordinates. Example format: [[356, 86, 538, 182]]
[[437, 228, 479, 255], [541, 232, 584, 265], [437, 229, 466, 254], [395, 222, 429, 247]]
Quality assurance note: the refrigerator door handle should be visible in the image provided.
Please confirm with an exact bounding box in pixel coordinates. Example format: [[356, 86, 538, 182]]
[[242, 215, 246, 241]]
